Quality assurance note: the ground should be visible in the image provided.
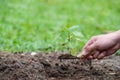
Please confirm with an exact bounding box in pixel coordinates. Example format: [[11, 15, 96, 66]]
[[0, 52, 120, 80]]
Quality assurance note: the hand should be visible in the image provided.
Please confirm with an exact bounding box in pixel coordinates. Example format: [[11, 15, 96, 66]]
[[77, 31, 120, 60]]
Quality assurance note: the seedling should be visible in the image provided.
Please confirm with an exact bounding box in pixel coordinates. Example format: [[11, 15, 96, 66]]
[[57, 25, 87, 56]]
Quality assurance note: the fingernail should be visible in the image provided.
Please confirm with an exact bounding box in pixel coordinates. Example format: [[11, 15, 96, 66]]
[[77, 53, 83, 58]]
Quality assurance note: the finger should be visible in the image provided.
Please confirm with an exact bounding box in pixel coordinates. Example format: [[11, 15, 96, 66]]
[[87, 50, 98, 59], [87, 55, 94, 60], [80, 46, 97, 59], [83, 36, 97, 49], [79, 37, 97, 59], [83, 42, 97, 57], [106, 44, 120, 56], [97, 51, 106, 60], [80, 42, 97, 59], [93, 51, 100, 59], [87, 42, 97, 52], [77, 50, 87, 59]]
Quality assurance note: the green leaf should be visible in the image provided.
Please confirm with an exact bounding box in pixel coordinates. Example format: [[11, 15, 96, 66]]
[[70, 48, 77, 56], [68, 25, 80, 31], [72, 31, 84, 38]]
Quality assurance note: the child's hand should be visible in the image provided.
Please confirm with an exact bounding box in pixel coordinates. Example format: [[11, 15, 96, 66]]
[[77, 31, 120, 60]]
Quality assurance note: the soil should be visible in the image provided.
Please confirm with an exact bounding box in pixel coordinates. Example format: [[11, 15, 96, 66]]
[[0, 52, 120, 80]]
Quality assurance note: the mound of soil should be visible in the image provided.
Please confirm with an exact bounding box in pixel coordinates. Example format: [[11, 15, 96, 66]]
[[0, 52, 120, 80]]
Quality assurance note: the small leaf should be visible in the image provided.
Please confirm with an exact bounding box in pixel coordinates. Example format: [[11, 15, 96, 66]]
[[68, 25, 80, 31], [71, 48, 77, 56], [72, 31, 84, 38]]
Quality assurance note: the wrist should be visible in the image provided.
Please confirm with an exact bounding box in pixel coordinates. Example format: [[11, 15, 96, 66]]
[[114, 30, 120, 43]]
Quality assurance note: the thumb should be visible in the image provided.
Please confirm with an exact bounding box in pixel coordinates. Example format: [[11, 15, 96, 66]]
[[77, 42, 97, 59], [87, 42, 97, 52], [84, 42, 97, 56]]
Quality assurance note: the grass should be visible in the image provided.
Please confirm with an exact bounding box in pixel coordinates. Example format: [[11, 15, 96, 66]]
[[0, 0, 120, 54]]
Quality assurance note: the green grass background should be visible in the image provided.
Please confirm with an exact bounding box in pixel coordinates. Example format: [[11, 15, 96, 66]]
[[0, 0, 120, 54]]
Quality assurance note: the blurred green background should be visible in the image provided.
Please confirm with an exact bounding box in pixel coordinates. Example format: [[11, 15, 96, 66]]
[[0, 0, 120, 54]]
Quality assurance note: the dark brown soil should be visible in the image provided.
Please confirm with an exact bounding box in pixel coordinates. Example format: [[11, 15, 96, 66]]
[[0, 52, 120, 80]]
